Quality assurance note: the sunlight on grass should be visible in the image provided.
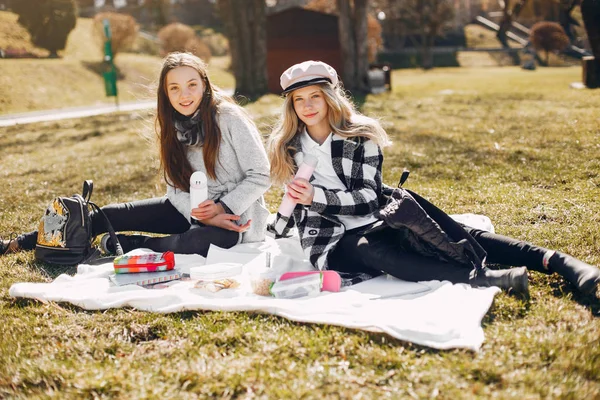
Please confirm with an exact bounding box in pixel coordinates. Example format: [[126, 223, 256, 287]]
[[1, 67, 599, 398]]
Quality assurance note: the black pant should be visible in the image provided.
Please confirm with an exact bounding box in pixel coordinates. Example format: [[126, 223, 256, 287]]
[[329, 189, 552, 284], [18, 197, 239, 257], [329, 222, 552, 285]]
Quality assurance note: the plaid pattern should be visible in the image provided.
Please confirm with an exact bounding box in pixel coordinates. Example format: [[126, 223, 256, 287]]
[[269, 133, 384, 276]]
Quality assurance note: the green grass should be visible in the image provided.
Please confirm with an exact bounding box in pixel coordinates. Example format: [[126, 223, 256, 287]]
[[0, 11, 233, 115], [1, 66, 600, 398]]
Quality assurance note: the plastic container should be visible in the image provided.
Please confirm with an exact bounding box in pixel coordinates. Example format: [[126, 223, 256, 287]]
[[270, 273, 322, 299], [189, 262, 242, 281], [249, 268, 279, 296], [190, 262, 243, 292], [279, 270, 341, 292]]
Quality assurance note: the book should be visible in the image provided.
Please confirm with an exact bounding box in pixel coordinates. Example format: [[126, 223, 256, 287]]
[[113, 251, 175, 274], [109, 269, 182, 287]]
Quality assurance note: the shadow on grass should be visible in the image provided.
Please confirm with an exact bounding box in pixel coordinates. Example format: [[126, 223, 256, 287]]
[[34, 262, 78, 279], [481, 294, 531, 328], [81, 61, 125, 80], [549, 280, 600, 317]]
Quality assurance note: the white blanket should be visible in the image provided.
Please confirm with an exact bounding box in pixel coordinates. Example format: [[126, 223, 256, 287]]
[[9, 214, 500, 351]]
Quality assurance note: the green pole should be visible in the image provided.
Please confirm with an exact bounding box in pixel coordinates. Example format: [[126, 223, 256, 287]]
[[102, 19, 118, 107]]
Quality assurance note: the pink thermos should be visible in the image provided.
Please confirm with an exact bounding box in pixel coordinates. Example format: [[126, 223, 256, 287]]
[[278, 153, 319, 217]]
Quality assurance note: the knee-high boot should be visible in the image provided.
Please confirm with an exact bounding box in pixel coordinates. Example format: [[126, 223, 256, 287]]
[[536, 251, 600, 296]]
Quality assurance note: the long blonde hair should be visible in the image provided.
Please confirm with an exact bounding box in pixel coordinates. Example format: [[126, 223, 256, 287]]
[[267, 83, 391, 185]]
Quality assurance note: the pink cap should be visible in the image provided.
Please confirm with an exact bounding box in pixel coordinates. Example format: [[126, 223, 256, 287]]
[[280, 60, 339, 95]]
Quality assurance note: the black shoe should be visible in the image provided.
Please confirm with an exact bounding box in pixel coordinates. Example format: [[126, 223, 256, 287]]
[[0, 239, 11, 256], [548, 251, 600, 296], [470, 266, 530, 297], [100, 233, 149, 254], [1, 234, 18, 256]]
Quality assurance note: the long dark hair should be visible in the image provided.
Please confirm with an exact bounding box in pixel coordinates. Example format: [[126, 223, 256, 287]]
[[156, 52, 228, 191]]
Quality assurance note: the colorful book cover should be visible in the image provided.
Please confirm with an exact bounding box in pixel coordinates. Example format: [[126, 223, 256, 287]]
[[113, 251, 175, 274]]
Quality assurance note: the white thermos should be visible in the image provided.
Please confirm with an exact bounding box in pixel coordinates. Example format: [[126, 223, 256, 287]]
[[190, 171, 208, 220]]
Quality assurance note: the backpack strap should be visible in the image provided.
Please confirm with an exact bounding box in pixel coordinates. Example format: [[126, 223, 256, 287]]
[[89, 202, 124, 256], [81, 179, 123, 256], [82, 180, 93, 203], [398, 169, 410, 188]]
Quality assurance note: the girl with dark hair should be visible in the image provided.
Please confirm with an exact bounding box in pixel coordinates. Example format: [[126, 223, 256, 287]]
[[1, 52, 271, 257]]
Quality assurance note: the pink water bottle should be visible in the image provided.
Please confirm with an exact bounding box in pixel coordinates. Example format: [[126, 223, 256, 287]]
[[277, 153, 319, 217]]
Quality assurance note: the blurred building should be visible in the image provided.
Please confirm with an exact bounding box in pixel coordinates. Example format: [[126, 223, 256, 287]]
[[266, 7, 341, 93]]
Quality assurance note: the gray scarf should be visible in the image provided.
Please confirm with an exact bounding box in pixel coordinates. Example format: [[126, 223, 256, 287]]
[[174, 109, 203, 146]]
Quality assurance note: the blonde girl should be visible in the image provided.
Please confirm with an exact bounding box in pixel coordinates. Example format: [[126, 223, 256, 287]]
[[266, 60, 599, 297]]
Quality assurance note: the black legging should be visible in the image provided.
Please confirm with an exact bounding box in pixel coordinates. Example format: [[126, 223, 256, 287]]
[[329, 190, 552, 284], [329, 223, 552, 285], [18, 197, 239, 257]]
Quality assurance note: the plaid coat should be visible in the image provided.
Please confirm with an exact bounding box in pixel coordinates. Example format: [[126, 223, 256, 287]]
[[268, 133, 384, 283]]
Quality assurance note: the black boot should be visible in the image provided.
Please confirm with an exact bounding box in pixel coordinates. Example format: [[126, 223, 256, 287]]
[[545, 251, 600, 296], [1, 234, 20, 256], [469, 266, 529, 297], [0, 239, 14, 255], [100, 233, 149, 254]]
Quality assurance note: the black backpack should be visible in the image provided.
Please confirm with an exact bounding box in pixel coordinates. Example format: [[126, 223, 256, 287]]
[[35, 180, 122, 265]]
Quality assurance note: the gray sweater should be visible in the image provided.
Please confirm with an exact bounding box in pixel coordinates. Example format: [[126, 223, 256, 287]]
[[166, 102, 271, 243]]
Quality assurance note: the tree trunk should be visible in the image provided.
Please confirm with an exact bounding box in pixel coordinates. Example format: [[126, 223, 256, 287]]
[[421, 32, 434, 70], [497, 0, 512, 48], [337, 0, 356, 90], [219, 0, 267, 99], [581, 0, 600, 87], [353, 0, 369, 92], [559, 2, 578, 43], [336, 0, 369, 93], [497, 0, 527, 49]]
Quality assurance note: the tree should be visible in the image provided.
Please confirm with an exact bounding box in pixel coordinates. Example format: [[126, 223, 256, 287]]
[[12, 0, 78, 58], [530, 21, 570, 64], [93, 12, 139, 59], [158, 22, 212, 62], [378, 0, 454, 70], [558, 0, 580, 43], [306, 0, 383, 83], [143, 0, 170, 27], [158, 22, 196, 54], [497, 0, 528, 49], [408, 0, 454, 70], [580, 0, 600, 87], [336, 0, 369, 92], [218, 0, 267, 99], [374, 0, 455, 69]]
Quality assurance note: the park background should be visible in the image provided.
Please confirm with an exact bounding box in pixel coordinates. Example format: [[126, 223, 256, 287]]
[[0, 0, 599, 398]]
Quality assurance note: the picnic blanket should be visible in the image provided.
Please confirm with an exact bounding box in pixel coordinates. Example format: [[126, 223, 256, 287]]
[[9, 214, 500, 351]]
